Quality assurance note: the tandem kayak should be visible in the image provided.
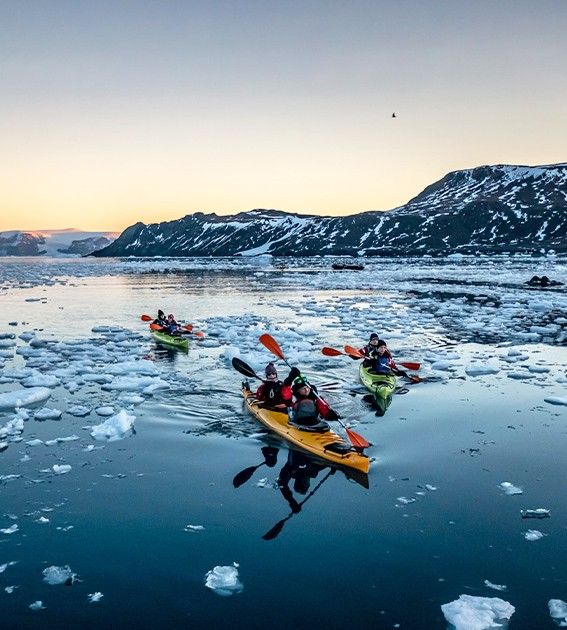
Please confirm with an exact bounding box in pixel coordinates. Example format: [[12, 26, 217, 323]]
[[359, 364, 396, 415], [151, 330, 189, 351], [242, 386, 370, 474]]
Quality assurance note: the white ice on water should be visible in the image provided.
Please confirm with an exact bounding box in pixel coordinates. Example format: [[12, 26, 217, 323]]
[[90, 410, 135, 442], [524, 529, 546, 541], [29, 601, 45, 610], [42, 565, 76, 585], [204, 563, 243, 596], [549, 599, 567, 627], [498, 482, 523, 496], [88, 592, 104, 603], [441, 594, 515, 630], [484, 580, 507, 591], [52, 464, 72, 475], [0, 387, 51, 410]]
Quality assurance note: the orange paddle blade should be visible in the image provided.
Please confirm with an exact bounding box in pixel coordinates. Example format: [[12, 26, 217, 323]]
[[343, 345, 363, 359], [194, 331, 206, 339], [259, 334, 285, 360], [346, 427, 370, 449], [141, 314, 153, 321], [149, 323, 163, 331], [321, 347, 344, 357], [183, 324, 193, 332], [400, 362, 420, 371]]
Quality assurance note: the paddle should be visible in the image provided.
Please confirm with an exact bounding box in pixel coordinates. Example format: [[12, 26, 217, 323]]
[[339, 345, 420, 371], [262, 469, 334, 540], [233, 446, 278, 488], [258, 334, 370, 450], [232, 357, 264, 381]]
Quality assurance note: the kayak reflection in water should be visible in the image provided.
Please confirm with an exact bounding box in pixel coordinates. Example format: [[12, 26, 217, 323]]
[[276, 449, 332, 514]]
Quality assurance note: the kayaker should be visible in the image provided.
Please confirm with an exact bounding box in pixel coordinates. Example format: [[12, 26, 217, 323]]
[[153, 310, 167, 327], [369, 340, 409, 378], [165, 313, 181, 336], [289, 376, 339, 427], [255, 363, 296, 409], [359, 332, 381, 367]]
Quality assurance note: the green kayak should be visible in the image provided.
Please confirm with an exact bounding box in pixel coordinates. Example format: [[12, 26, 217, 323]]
[[151, 330, 189, 351], [359, 364, 396, 415]]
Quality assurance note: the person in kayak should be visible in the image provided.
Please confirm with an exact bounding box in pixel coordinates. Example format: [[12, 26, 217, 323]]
[[165, 313, 181, 336], [369, 340, 409, 378], [153, 310, 167, 327], [289, 375, 339, 427], [359, 332, 381, 367], [255, 363, 295, 409]]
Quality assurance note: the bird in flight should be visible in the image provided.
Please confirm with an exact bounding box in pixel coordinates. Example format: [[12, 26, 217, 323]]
[[392, 112, 397, 118]]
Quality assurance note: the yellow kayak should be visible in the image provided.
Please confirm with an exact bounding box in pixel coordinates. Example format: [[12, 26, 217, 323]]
[[242, 387, 370, 474]]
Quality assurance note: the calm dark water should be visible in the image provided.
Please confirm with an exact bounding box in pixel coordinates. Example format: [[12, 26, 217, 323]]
[[0, 259, 566, 629]]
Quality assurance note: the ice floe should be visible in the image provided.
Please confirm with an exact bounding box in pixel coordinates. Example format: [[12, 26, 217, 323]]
[[52, 464, 72, 474], [484, 580, 507, 592], [90, 410, 135, 442], [524, 529, 546, 541], [34, 407, 63, 421], [549, 599, 567, 627], [42, 564, 76, 585], [0, 387, 51, 410], [1, 524, 19, 534], [204, 563, 243, 596], [498, 482, 523, 496], [544, 396, 567, 406], [88, 592, 104, 603], [441, 594, 515, 630], [29, 600, 46, 610]]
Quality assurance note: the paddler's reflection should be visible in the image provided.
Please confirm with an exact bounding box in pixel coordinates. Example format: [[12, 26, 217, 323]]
[[276, 450, 331, 514]]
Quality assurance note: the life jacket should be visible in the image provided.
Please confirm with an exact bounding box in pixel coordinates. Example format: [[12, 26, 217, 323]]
[[293, 397, 318, 423], [262, 380, 285, 406]]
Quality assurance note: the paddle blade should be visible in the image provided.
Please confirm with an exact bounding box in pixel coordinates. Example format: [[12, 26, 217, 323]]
[[141, 314, 153, 322], [321, 347, 344, 357], [400, 362, 420, 371], [194, 331, 206, 339], [259, 334, 285, 361], [346, 427, 370, 450], [183, 324, 193, 332], [408, 374, 423, 384], [149, 323, 163, 331], [231, 357, 260, 380], [233, 465, 259, 488], [262, 519, 286, 541], [343, 345, 363, 359]]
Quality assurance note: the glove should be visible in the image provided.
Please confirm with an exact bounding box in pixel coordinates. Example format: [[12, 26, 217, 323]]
[[284, 366, 301, 386], [326, 409, 339, 421]]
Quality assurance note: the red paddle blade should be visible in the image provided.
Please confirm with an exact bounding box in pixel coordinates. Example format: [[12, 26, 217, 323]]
[[409, 374, 423, 383], [322, 347, 344, 357], [259, 334, 285, 361], [194, 331, 206, 339], [400, 362, 420, 371], [343, 345, 363, 359], [183, 324, 193, 332], [346, 427, 370, 449], [141, 314, 153, 322], [149, 323, 163, 331]]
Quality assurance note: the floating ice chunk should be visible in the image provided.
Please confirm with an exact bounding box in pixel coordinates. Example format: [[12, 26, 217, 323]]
[[521, 508, 551, 519], [507, 371, 535, 380], [484, 580, 507, 591], [544, 397, 567, 406], [43, 565, 76, 585], [103, 376, 169, 393], [527, 365, 550, 373], [36, 516, 50, 524], [26, 438, 44, 447], [67, 405, 91, 417], [466, 364, 500, 376], [425, 484, 437, 491], [396, 496, 416, 504], [88, 592, 104, 603], [499, 482, 523, 496], [0, 387, 51, 410], [5, 585, 18, 593], [1, 524, 19, 534], [185, 524, 205, 532], [430, 360, 457, 371], [204, 563, 243, 596], [90, 410, 135, 442], [95, 406, 115, 416], [0, 561, 18, 573], [108, 361, 158, 376], [19, 331, 35, 341], [549, 599, 567, 627], [119, 393, 145, 405], [256, 477, 269, 488], [29, 600, 45, 610], [34, 407, 62, 421], [23, 373, 59, 388], [52, 464, 72, 475], [524, 529, 545, 541], [441, 594, 515, 630]]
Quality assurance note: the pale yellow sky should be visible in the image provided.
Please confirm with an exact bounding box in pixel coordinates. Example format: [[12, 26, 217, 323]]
[[1, 1, 566, 232]]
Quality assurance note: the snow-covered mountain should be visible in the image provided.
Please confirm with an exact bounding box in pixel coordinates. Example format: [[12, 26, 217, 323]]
[[0, 229, 118, 256], [93, 162, 567, 257]]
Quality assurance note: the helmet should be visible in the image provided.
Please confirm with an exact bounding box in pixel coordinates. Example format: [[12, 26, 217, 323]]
[[292, 376, 310, 395]]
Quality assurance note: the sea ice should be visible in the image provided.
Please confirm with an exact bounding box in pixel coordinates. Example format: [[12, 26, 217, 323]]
[[524, 529, 545, 541], [34, 407, 62, 421], [499, 482, 523, 495], [0, 387, 51, 410], [484, 580, 507, 591], [90, 410, 135, 442], [22, 373, 59, 388], [67, 405, 91, 417], [95, 406, 115, 416], [29, 601, 45, 610], [88, 592, 104, 603], [0, 524, 19, 534], [43, 565, 76, 585], [544, 397, 567, 406], [441, 594, 515, 630], [52, 464, 72, 475], [204, 563, 243, 596], [466, 364, 500, 376], [185, 524, 205, 532], [548, 599, 567, 627], [521, 508, 551, 519]]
